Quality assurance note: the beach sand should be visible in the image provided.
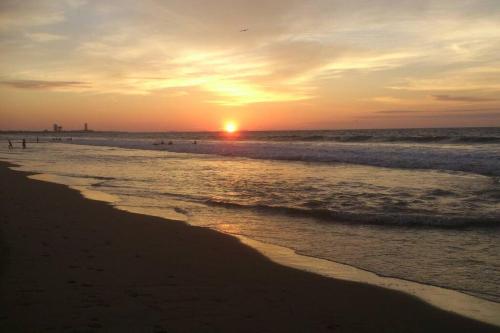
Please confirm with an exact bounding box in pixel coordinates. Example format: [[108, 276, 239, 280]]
[[0, 161, 498, 332]]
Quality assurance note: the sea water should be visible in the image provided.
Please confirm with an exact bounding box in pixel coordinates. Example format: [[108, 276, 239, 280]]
[[1, 128, 499, 321]]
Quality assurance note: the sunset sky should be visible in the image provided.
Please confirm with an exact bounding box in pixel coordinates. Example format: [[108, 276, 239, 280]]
[[1, 0, 499, 131]]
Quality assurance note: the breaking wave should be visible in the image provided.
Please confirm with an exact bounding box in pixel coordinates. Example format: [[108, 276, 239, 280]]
[[204, 199, 499, 228]]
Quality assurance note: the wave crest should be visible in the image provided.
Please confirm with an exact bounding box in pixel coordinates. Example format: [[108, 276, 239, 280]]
[[205, 199, 499, 228]]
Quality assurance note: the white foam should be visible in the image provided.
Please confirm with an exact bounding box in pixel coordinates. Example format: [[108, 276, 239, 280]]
[[70, 138, 500, 176]]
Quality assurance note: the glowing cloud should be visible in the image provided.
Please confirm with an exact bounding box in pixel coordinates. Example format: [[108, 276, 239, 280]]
[[0, 0, 499, 130]]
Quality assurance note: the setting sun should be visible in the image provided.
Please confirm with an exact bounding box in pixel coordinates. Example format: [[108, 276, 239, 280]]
[[224, 121, 238, 133]]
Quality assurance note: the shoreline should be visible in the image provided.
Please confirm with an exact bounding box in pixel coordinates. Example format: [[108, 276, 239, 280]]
[[1, 161, 499, 332], [114, 191, 500, 326]]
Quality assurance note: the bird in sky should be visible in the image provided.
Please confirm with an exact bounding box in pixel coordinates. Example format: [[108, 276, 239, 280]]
[[240, 28, 248, 32]]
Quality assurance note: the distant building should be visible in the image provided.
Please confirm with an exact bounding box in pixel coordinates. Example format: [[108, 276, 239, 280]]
[[83, 123, 94, 132], [53, 123, 63, 132]]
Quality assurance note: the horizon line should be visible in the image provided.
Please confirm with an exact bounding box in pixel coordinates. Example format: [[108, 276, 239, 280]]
[[1, 125, 499, 134]]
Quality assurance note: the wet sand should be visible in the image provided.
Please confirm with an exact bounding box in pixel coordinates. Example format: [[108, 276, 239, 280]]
[[0, 161, 498, 332]]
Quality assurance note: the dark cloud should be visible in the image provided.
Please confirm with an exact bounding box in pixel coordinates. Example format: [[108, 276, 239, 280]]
[[373, 108, 500, 117], [376, 110, 421, 114], [413, 111, 500, 120], [1, 79, 89, 90], [433, 94, 497, 102]]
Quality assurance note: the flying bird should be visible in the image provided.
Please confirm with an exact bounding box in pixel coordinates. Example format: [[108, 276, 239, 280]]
[[240, 28, 248, 32]]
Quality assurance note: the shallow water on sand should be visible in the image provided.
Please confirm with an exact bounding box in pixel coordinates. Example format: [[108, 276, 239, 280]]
[[1, 138, 499, 325]]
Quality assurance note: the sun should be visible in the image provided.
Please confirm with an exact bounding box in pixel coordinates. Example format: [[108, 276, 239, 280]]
[[224, 121, 238, 133]]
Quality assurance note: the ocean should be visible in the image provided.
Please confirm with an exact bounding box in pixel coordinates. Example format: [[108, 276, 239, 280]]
[[1, 127, 499, 323]]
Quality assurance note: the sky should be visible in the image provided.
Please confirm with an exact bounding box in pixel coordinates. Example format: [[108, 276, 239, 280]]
[[0, 0, 499, 131]]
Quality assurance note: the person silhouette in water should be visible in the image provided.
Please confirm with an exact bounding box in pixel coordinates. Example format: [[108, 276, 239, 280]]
[[8, 140, 13, 150], [22, 138, 26, 149]]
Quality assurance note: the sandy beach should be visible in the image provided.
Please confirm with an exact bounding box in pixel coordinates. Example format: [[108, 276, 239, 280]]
[[0, 161, 498, 333]]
